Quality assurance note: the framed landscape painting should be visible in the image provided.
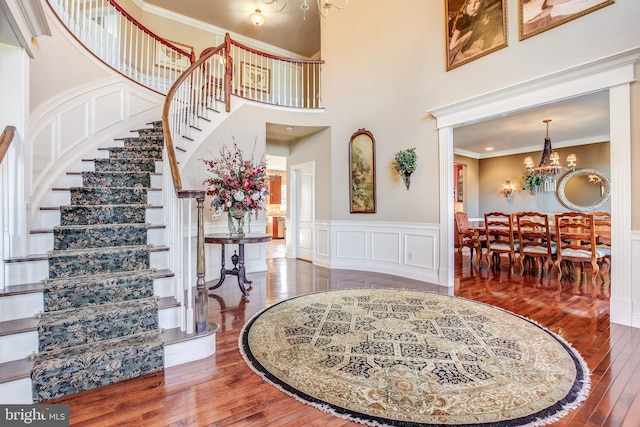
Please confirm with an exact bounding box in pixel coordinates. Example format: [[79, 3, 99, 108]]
[[520, 0, 614, 40], [349, 129, 376, 213], [241, 62, 271, 93], [155, 40, 193, 71], [445, 0, 508, 71]]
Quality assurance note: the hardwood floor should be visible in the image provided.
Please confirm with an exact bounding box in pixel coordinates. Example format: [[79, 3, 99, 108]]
[[47, 254, 640, 426]]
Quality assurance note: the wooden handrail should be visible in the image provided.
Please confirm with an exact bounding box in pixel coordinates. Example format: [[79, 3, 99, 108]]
[[229, 37, 325, 65], [107, 0, 194, 62], [0, 125, 16, 165], [162, 44, 226, 192]]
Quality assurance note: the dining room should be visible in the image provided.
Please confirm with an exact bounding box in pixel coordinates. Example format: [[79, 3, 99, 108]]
[[451, 91, 612, 283]]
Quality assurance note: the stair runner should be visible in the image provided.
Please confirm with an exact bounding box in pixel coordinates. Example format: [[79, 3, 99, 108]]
[[30, 122, 165, 402]]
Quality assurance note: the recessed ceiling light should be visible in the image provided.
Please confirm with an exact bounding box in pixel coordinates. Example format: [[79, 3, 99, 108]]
[[485, 147, 494, 151], [286, 126, 293, 132]]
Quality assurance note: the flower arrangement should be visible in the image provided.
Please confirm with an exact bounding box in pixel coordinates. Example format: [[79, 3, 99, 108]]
[[202, 140, 268, 220]]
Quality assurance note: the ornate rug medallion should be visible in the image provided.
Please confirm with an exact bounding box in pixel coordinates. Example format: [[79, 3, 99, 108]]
[[239, 289, 590, 426]]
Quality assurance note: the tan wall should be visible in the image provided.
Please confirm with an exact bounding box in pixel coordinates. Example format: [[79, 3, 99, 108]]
[[289, 129, 332, 221], [477, 142, 611, 214]]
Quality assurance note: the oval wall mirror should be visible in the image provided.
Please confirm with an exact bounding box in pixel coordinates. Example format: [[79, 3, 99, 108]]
[[557, 168, 611, 212]]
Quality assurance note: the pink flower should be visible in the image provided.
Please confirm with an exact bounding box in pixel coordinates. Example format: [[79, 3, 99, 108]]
[[201, 140, 268, 218]]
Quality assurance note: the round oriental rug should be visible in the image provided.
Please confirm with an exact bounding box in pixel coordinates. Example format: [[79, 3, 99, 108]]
[[239, 289, 590, 426]]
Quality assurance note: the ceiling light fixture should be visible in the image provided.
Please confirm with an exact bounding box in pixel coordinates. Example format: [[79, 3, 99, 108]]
[[523, 119, 576, 193], [262, 0, 348, 20], [249, 9, 266, 27]]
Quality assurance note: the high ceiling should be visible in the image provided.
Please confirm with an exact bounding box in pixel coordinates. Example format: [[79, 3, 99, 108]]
[[143, 0, 321, 57], [139, 1, 610, 157]]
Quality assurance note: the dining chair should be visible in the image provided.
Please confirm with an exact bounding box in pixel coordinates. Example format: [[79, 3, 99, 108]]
[[592, 211, 611, 276], [454, 212, 483, 266], [515, 212, 556, 275], [483, 212, 517, 269], [554, 212, 608, 279]]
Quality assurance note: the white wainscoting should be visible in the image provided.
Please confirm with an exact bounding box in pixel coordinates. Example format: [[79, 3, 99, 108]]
[[28, 78, 164, 228], [632, 231, 640, 328], [315, 220, 440, 284]]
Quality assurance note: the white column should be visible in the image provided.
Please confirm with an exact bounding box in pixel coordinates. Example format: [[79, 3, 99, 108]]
[[438, 126, 454, 287], [608, 83, 633, 326]]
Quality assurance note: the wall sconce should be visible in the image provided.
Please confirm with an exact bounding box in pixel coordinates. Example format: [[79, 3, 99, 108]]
[[501, 180, 514, 198]]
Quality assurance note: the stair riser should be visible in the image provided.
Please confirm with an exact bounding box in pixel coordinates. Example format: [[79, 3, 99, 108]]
[[3, 251, 170, 288], [38, 300, 159, 352], [38, 206, 163, 229], [0, 292, 43, 323], [51, 188, 162, 206], [0, 333, 216, 404], [0, 276, 174, 323], [81, 159, 163, 173], [53, 225, 149, 251], [0, 331, 38, 364], [31, 334, 164, 403], [54, 172, 161, 189], [3, 306, 177, 363], [29, 227, 166, 255]]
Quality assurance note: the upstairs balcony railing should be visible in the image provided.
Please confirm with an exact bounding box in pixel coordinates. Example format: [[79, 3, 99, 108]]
[[47, 0, 195, 94]]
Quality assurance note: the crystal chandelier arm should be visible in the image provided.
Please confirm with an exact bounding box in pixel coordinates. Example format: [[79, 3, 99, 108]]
[[263, 0, 288, 12], [317, 0, 349, 18]]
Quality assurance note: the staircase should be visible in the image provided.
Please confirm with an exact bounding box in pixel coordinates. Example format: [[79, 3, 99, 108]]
[[0, 122, 217, 403]]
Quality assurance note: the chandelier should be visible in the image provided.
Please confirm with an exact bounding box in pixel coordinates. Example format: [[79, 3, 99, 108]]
[[262, 0, 349, 19], [523, 120, 577, 192]]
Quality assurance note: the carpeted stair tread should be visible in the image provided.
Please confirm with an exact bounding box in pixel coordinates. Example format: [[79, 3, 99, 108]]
[[108, 146, 162, 159], [81, 171, 151, 188], [48, 245, 150, 279], [31, 330, 164, 403], [60, 204, 148, 225], [70, 186, 148, 205], [93, 158, 157, 172], [37, 297, 159, 352], [122, 138, 164, 148], [53, 223, 149, 250], [43, 269, 155, 312]]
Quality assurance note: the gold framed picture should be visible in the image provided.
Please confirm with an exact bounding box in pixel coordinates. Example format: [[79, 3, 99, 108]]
[[445, 0, 508, 71], [154, 40, 193, 71], [519, 0, 614, 40], [349, 129, 376, 214], [240, 62, 271, 93]]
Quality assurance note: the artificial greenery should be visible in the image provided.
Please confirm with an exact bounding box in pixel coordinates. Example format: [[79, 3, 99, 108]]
[[392, 148, 418, 190], [522, 174, 543, 191], [393, 148, 418, 174]]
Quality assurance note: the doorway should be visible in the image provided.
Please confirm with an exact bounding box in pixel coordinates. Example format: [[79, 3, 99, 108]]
[[266, 156, 287, 258], [433, 52, 635, 326]]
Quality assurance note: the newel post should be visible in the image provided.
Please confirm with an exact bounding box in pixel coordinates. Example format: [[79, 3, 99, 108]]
[[195, 195, 208, 333], [224, 33, 232, 113]]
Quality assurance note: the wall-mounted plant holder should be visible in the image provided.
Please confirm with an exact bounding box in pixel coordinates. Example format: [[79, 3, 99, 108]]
[[393, 148, 417, 190]]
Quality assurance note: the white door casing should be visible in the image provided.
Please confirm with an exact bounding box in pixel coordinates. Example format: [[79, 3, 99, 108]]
[[290, 161, 315, 261]]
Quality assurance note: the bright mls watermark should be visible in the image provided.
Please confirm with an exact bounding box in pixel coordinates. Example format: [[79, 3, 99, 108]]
[[1, 405, 69, 426]]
